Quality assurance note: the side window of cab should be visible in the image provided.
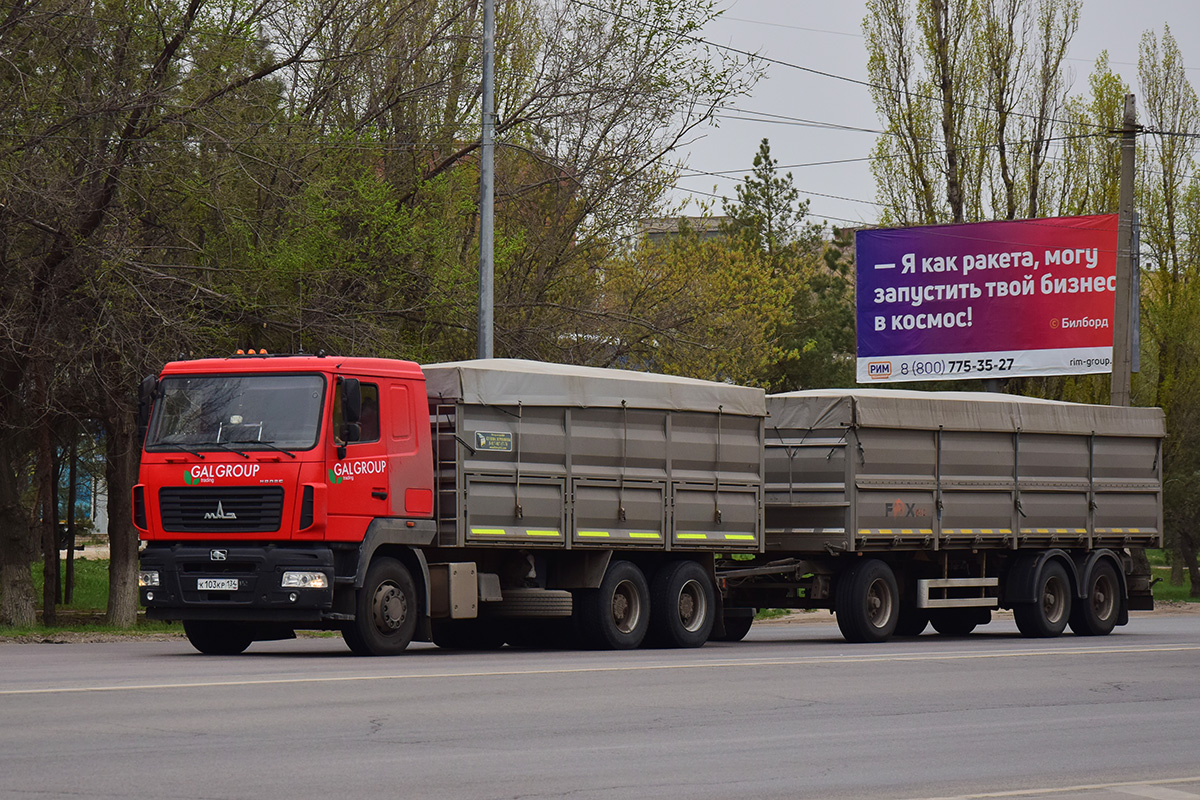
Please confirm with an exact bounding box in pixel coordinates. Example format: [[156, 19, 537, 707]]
[[333, 383, 380, 444]]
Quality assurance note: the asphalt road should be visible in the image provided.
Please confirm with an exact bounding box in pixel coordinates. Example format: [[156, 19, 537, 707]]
[[1, 614, 1198, 800]]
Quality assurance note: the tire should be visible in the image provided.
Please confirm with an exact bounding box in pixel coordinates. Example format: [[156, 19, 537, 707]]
[[835, 559, 899, 643], [1013, 560, 1072, 638], [342, 557, 418, 655], [710, 609, 755, 642], [431, 619, 507, 650], [486, 588, 574, 618], [648, 561, 716, 648], [929, 608, 989, 636], [183, 621, 253, 655], [893, 606, 929, 637], [1068, 560, 1121, 636], [576, 560, 650, 650]]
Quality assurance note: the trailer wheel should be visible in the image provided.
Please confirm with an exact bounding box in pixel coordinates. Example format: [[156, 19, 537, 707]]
[[710, 608, 755, 642], [835, 559, 899, 643], [183, 621, 253, 655], [648, 561, 716, 648], [1013, 560, 1072, 638], [893, 606, 929, 637], [577, 560, 650, 650], [1068, 560, 1120, 636], [343, 557, 417, 655]]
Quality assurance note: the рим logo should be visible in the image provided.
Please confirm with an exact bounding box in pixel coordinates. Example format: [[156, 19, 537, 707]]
[[868, 361, 892, 380]]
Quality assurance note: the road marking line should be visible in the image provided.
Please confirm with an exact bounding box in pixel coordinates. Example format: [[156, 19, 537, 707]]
[[2, 644, 1198, 697], [901, 776, 1200, 800], [1114, 786, 1200, 800]]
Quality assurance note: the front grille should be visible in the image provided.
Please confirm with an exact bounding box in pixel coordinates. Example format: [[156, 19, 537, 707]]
[[158, 486, 284, 532]]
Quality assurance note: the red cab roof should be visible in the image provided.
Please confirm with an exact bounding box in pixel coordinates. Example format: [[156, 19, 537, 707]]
[[160, 355, 425, 381]]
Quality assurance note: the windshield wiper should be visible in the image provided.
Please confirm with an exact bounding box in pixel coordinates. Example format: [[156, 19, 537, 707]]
[[233, 439, 297, 459], [152, 442, 206, 459], [208, 441, 250, 459]]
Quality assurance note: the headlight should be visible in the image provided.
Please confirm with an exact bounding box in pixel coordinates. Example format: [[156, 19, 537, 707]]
[[281, 571, 329, 589], [138, 570, 160, 587]]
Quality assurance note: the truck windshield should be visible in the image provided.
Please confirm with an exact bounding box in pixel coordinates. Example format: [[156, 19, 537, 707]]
[[145, 374, 326, 452]]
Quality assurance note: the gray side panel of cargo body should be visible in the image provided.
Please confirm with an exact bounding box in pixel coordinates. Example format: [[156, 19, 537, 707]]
[[764, 391, 1163, 554], [425, 360, 766, 552]]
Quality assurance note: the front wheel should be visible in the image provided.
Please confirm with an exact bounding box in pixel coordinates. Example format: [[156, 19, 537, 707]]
[[183, 621, 253, 655], [835, 559, 899, 643], [1068, 561, 1121, 636], [648, 560, 716, 648], [343, 557, 418, 655], [1013, 560, 1072, 638]]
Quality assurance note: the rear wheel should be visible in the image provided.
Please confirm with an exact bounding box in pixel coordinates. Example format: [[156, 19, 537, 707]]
[[577, 560, 650, 650], [343, 557, 418, 655], [1069, 561, 1121, 636], [183, 621, 253, 655], [835, 559, 899, 643], [1013, 560, 1072, 638], [648, 561, 716, 648]]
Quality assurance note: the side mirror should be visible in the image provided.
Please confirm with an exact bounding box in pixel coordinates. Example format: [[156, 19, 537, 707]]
[[340, 422, 362, 443], [137, 374, 158, 444], [341, 378, 362, 424]]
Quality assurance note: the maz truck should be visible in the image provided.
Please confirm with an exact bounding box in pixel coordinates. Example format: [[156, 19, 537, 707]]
[[134, 355, 1163, 655]]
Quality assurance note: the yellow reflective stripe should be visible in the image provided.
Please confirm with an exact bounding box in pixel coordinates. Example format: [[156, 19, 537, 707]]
[[723, 534, 756, 541], [677, 533, 708, 540], [471, 528, 507, 536], [629, 532, 661, 539], [525, 530, 561, 537], [578, 531, 610, 538]]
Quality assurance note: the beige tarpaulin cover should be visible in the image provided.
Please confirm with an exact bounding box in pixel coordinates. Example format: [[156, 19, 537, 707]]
[[423, 359, 766, 417], [767, 388, 1165, 437]]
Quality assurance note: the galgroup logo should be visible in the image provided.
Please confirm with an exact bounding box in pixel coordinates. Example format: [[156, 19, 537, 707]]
[[330, 459, 387, 485], [867, 361, 892, 380], [184, 464, 261, 485]]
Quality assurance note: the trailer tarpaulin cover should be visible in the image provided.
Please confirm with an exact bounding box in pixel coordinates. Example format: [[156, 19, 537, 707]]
[[423, 359, 766, 417], [767, 389, 1164, 437]]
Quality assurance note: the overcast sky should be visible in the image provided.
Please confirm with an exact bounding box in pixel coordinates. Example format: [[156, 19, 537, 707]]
[[671, 0, 1200, 228]]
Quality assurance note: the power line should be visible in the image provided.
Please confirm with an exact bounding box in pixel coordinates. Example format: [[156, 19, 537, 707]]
[[572, 0, 1111, 134]]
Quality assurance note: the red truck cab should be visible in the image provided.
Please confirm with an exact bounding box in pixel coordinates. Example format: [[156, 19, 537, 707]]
[[135, 354, 435, 653]]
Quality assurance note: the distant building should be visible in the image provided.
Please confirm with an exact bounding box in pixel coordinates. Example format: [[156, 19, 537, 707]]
[[638, 216, 730, 246]]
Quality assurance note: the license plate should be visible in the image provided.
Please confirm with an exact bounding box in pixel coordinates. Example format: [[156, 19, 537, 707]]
[[197, 578, 239, 591]]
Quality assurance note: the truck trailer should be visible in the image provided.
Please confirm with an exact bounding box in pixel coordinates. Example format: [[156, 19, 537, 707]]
[[134, 355, 1163, 654]]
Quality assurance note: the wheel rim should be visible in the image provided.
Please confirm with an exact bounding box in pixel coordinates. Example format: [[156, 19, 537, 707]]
[[611, 579, 642, 634], [866, 577, 893, 629], [677, 579, 708, 633], [372, 580, 408, 634], [1041, 575, 1067, 625], [1091, 573, 1116, 621]]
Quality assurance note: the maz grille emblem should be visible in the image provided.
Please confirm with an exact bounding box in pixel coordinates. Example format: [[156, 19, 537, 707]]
[[210, 549, 229, 561], [204, 502, 237, 521]]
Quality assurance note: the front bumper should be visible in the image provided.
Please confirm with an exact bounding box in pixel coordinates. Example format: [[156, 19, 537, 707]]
[[140, 544, 335, 622]]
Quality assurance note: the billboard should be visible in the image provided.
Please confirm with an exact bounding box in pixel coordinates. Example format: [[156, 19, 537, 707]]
[[856, 214, 1118, 383]]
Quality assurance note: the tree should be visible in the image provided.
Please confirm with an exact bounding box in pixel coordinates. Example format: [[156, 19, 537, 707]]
[[720, 139, 853, 390], [863, 0, 1083, 225], [0, 0, 757, 622], [1136, 26, 1200, 595]]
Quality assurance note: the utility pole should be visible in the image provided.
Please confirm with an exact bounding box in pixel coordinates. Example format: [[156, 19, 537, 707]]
[[1111, 94, 1137, 406], [477, 0, 495, 359]]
